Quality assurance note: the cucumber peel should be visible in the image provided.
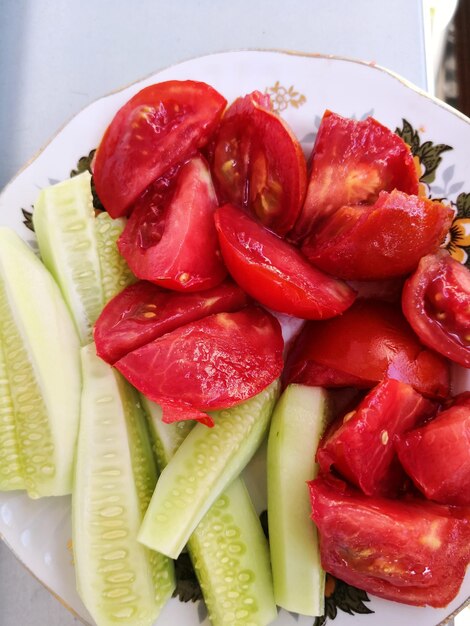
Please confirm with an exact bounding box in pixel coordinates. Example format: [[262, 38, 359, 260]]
[[73, 345, 174, 626], [0, 228, 81, 497], [138, 381, 279, 559], [142, 397, 277, 626], [267, 384, 329, 616]]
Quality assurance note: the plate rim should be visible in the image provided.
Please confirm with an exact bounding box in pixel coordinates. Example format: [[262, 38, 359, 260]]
[[2, 47, 470, 202], [0, 47, 469, 626]]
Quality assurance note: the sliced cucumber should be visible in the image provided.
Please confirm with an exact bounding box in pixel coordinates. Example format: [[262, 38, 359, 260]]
[[0, 338, 24, 491], [94, 212, 134, 304], [189, 479, 276, 626], [33, 172, 104, 343], [0, 228, 81, 497], [73, 345, 174, 626], [140, 396, 195, 470], [141, 397, 276, 626], [138, 381, 279, 559], [267, 384, 329, 616]]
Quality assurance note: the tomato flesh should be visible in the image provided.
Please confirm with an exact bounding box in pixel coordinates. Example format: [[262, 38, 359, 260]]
[[309, 474, 470, 607], [402, 251, 470, 367], [118, 155, 227, 291], [317, 379, 436, 496], [396, 393, 470, 506], [283, 358, 366, 389], [302, 190, 454, 280], [93, 279, 248, 364], [284, 299, 450, 399], [114, 306, 283, 425], [214, 203, 355, 319], [211, 91, 307, 236], [291, 110, 419, 241], [93, 80, 227, 217]]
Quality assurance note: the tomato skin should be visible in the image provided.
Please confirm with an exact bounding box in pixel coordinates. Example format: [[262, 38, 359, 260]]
[[302, 190, 454, 280], [402, 251, 470, 367], [396, 394, 470, 506], [309, 474, 470, 607], [283, 358, 366, 389], [284, 300, 450, 399], [291, 110, 419, 241], [211, 91, 307, 236], [93, 279, 248, 364], [114, 306, 283, 425], [214, 204, 356, 319], [347, 277, 405, 304], [93, 80, 227, 217], [316, 379, 436, 496], [118, 155, 227, 291]]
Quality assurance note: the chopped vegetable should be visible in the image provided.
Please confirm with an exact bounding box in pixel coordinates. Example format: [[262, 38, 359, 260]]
[[138, 381, 279, 559], [267, 384, 329, 616]]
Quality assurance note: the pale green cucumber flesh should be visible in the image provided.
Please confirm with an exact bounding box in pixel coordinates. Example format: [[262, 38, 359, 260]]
[[189, 479, 276, 626], [0, 338, 24, 490], [267, 384, 329, 616], [0, 228, 81, 497], [138, 381, 279, 559], [94, 212, 134, 304], [73, 345, 174, 626], [33, 172, 104, 344], [142, 396, 277, 626], [140, 396, 195, 471]]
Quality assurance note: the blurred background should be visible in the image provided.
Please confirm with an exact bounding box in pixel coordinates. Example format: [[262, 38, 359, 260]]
[[431, 0, 469, 116]]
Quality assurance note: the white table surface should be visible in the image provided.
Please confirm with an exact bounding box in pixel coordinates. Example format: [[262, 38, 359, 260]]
[[0, 1, 437, 625]]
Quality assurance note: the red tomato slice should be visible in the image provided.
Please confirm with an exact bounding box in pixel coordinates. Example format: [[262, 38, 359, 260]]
[[114, 306, 283, 425], [316, 379, 436, 496], [284, 299, 450, 399], [402, 251, 470, 367], [283, 358, 367, 389], [118, 155, 227, 291], [302, 190, 454, 280], [214, 204, 355, 319], [211, 91, 307, 236], [94, 279, 248, 364], [309, 474, 470, 608], [347, 277, 405, 304], [396, 393, 470, 506], [93, 80, 227, 217], [291, 110, 419, 241]]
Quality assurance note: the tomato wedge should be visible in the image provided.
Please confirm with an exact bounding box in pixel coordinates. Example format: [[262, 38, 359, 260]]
[[214, 204, 355, 319], [284, 300, 450, 399], [93, 80, 227, 217], [118, 155, 226, 291], [114, 306, 283, 426], [302, 190, 453, 280], [396, 393, 470, 506], [291, 110, 419, 241], [316, 379, 435, 496], [211, 91, 307, 236], [309, 474, 470, 608], [402, 250, 470, 367], [93, 279, 248, 364]]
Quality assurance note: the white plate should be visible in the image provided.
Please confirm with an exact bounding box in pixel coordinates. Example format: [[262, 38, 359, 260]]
[[0, 50, 469, 626]]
